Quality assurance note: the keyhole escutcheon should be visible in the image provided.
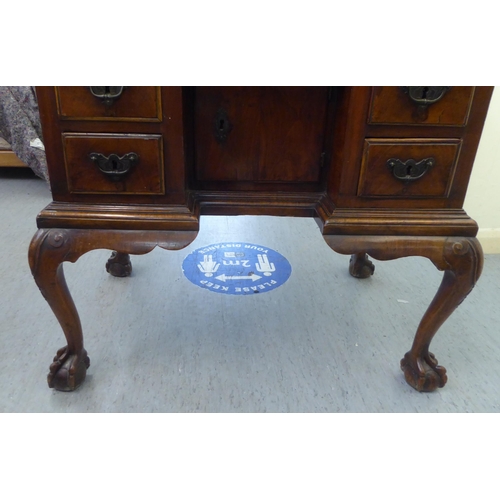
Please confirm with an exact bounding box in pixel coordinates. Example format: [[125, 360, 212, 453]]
[[214, 108, 232, 144]]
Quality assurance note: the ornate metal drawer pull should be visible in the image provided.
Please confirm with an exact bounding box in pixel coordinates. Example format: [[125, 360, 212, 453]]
[[89, 152, 139, 181], [89, 86, 125, 105], [402, 87, 451, 108], [387, 157, 434, 182]]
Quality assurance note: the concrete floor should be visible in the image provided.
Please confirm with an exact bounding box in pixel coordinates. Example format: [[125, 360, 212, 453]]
[[1, 168, 499, 412]]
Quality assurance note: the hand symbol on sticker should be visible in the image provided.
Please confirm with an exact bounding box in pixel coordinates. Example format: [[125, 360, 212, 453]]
[[198, 255, 220, 277], [255, 254, 276, 276]]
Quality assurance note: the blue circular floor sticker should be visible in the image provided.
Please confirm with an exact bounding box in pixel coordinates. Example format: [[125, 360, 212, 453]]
[[182, 242, 292, 295]]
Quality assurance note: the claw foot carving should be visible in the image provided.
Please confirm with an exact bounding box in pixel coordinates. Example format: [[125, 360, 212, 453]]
[[48, 346, 90, 391], [106, 251, 132, 277], [400, 351, 448, 392], [349, 253, 375, 279]]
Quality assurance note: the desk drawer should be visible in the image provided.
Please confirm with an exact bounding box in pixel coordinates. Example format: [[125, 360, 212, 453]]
[[56, 86, 162, 122], [369, 87, 474, 126], [358, 139, 461, 198], [194, 86, 329, 183], [63, 134, 165, 195]]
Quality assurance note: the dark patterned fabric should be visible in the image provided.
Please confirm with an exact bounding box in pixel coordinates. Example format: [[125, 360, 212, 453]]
[[0, 86, 49, 182]]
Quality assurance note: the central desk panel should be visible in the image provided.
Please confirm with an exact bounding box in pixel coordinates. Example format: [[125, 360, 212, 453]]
[[193, 87, 330, 187]]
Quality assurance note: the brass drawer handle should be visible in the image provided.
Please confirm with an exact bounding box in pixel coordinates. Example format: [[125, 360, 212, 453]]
[[89, 86, 125, 105], [89, 152, 139, 181], [402, 87, 451, 108], [387, 157, 434, 182]]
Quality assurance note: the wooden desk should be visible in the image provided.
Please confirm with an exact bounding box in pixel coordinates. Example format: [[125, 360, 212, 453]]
[[30, 86, 493, 392]]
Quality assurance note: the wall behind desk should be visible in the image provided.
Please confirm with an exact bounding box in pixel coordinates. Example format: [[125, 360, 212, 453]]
[[464, 86, 500, 253]]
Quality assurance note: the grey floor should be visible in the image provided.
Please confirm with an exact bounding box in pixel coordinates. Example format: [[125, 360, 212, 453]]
[[1, 168, 500, 412]]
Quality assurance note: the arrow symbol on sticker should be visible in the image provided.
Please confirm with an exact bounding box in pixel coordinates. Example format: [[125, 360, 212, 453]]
[[215, 274, 262, 283]]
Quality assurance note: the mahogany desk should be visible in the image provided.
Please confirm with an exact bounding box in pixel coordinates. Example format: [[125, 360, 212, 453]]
[[29, 86, 493, 392]]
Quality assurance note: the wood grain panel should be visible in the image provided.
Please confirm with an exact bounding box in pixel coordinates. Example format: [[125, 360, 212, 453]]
[[56, 86, 161, 122], [63, 133, 164, 195], [194, 87, 329, 183], [369, 87, 474, 126], [358, 139, 461, 198]]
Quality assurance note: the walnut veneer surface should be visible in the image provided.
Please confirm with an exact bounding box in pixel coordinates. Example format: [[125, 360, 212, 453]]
[[30, 86, 493, 392]]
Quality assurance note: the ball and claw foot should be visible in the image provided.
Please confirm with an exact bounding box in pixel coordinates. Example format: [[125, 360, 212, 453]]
[[106, 251, 132, 277], [349, 253, 375, 279], [47, 346, 91, 391], [400, 351, 448, 392]]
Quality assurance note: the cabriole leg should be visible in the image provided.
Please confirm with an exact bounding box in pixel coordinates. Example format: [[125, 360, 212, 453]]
[[349, 252, 375, 279], [400, 238, 483, 391], [29, 227, 198, 391], [106, 251, 132, 277], [29, 229, 89, 391], [324, 235, 484, 392]]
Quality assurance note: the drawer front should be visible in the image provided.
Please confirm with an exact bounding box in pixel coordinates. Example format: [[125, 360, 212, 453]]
[[369, 87, 474, 126], [56, 87, 162, 121], [63, 134, 164, 195], [194, 86, 329, 183], [358, 139, 461, 198]]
